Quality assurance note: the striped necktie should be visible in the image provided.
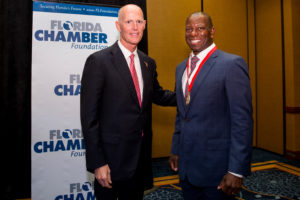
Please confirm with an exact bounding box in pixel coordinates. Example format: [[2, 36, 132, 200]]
[[185, 56, 199, 99]]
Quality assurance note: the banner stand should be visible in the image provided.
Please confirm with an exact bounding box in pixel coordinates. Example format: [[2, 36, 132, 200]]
[[31, 1, 119, 199]]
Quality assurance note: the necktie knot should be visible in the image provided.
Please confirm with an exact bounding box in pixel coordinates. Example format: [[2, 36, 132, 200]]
[[191, 56, 199, 67]]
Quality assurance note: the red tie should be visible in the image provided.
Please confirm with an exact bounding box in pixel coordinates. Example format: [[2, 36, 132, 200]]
[[130, 54, 142, 107]]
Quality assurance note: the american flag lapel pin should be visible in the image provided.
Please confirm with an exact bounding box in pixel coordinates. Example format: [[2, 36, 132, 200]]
[[144, 61, 148, 69]]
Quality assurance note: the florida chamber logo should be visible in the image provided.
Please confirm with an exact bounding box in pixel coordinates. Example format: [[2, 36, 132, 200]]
[[33, 128, 85, 157], [54, 74, 81, 96], [55, 182, 95, 200], [34, 19, 109, 50]]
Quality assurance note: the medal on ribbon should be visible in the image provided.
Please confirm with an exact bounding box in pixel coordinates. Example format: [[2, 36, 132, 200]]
[[185, 46, 217, 105], [186, 91, 190, 105]]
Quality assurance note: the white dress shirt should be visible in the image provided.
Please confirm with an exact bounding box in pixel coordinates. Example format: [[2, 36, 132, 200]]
[[118, 41, 144, 101]]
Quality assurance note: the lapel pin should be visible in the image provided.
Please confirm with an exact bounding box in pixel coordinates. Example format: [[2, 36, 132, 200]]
[[144, 61, 148, 69]]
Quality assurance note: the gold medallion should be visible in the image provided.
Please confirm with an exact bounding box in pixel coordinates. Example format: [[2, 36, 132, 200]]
[[186, 92, 190, 105]]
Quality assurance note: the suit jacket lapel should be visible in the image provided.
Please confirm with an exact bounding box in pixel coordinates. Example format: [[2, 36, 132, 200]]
[[111, 43, 141, 107], [138, 51, 151, 110], [186, 50, 218, 113]]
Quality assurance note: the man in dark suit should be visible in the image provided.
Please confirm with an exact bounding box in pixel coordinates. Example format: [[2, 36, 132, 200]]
[[80, 4, 176, 200], [169, 12, 253, 200]]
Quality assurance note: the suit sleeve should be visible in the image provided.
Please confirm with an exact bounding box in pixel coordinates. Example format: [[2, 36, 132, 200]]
[[171, 111, 181, 155], [150, 59, 177, 106], [80, 54, 106, 173], [225, 56, 253, 176]]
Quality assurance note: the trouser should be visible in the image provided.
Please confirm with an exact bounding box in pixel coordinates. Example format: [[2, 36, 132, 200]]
[[94, 171, 144, 200], [181, 178, 236, 200], [95, 138, 146, 200]]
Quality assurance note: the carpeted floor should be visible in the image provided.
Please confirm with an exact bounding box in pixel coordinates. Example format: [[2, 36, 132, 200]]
[[17, 148, 300, 200], [145, 148, 300, 200]]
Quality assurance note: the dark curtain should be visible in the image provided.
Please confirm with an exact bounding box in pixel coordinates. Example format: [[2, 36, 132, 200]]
[[0, 0, 147, 199]]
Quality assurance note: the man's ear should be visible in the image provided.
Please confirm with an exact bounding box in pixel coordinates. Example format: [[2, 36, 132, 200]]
[[210, 27, 215, 39], [144, 20, 147, 26], [115, 21, 121, 32]]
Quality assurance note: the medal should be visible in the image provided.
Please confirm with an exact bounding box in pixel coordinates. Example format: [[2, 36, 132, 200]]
[[186, 92, 190, 105]]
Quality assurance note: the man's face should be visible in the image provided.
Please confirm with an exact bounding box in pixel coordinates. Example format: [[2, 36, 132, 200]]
[[185, 15, 215, 55], [116, 6, 146, 50]]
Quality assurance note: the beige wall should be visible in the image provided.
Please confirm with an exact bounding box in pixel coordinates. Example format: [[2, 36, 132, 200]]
[[147, 0, 201, 157], [255, 0, 284, 154], [291, 0, 300, 153], [285, 0, 300, 158]]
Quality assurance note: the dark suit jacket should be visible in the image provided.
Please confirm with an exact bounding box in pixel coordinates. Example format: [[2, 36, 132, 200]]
[[171, 49, 253, 187], [80, 42, 176, 189]]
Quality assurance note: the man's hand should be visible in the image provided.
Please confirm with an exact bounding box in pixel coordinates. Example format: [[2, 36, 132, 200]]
[[94, 164, 112, 188], [217, 172, 242, 196], [169, 155, 179, 171]]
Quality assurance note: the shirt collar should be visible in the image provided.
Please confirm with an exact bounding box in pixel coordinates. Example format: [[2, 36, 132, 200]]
[[118, 40, 138, 58], [191, 42, 216, 59]]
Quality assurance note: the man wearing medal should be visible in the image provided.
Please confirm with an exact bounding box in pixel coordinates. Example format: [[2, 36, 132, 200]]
[[169, 12, 253, 200]]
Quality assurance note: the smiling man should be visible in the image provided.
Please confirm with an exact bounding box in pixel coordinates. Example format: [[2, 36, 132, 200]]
[[169, 12, 253, 200], [80, 4, 176, 200]]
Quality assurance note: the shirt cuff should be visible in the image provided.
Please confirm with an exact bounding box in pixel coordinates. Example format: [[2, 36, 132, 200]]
[[228, 171, 243, 178]]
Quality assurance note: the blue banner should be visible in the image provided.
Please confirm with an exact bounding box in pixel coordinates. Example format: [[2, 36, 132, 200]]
[[33, 1, 119, 17]]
